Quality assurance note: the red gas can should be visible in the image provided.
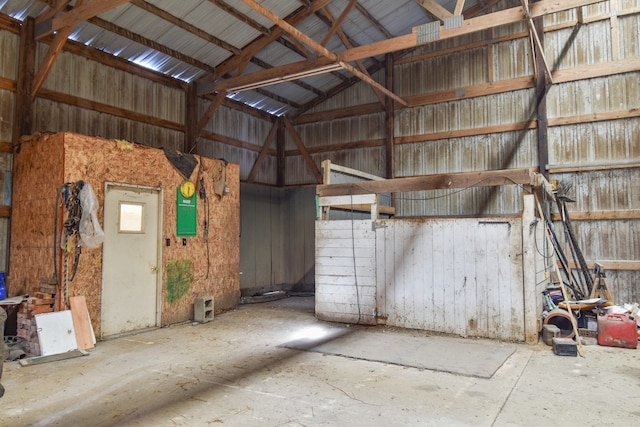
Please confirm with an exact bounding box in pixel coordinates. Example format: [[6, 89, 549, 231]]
[[597, 313, 637, 349]]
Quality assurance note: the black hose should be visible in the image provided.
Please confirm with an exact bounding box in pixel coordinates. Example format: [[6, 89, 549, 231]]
[[558, 200, 594, 295]]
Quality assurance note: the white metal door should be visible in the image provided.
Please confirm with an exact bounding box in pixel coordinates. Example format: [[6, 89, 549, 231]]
[[101, 184, 161, 338]]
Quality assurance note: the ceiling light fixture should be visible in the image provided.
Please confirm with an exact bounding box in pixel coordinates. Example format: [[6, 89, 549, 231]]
[[227, 63, 344, 92]]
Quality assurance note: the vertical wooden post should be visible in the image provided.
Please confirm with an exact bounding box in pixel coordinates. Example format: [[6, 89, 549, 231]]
[[276, 118, 285, 187], [13, 17, 36, 145], [385, 53, 395, 179], [533, 16, 549, 177], [184, 82, 198, 154]]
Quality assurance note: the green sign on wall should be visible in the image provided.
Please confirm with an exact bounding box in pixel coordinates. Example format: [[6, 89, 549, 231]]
[[176, 188, 197, 236]]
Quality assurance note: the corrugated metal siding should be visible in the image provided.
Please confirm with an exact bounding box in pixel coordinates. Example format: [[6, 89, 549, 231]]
[[0, 29, 18, 80], [0, 90, 14, 141], [546, 21, 612, 70], [293, 112, 385, 149], [394, 130, 536, 216], [493, 37, 533, 81], [547, 73, 640, 119], [32, 99, 184, 150], [548, 118, 640, 166], [620, 13, 640, 58], [396, 47, 488, 96], [40, 48, 184, 123], [396, 90, 536, 137], [305, 70, 384, 113]]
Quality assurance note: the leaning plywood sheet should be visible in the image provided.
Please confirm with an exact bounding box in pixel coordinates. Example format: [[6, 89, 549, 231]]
[[69, 296, 96, 350]]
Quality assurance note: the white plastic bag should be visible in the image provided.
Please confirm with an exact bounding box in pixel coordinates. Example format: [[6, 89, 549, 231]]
[[79, 183, 105, 249]]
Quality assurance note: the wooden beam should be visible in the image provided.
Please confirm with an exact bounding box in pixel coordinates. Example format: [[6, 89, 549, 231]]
[[35, 1, 71, 24], [199, 0, 333, 83], [38, 88, 183, 131], [185, 83, 199, 153], [247, 120, 279, 183], [196, 92, 226, 138], [551, 210, 640, 221], [610, 0, 620, 61], [131, 0, 240, 55], [277, 119, 285, 187], [294, 102, 384, 125], [454, 0, 466, 15], [200, 130, 270, 154], [0, 205, 11, 218], [416, 0, 453, 21], [396, 121, 537, 144], [285, 138, 385, 156], [283, 117, 323, 183], [520, 0, 554, 84], [566, 260, 640, 271], [0, 142, 13, 153], [385, 52, 395, 179], [547, 160, 640, 173], [320, 0, 357, 46], [317, 167, 538, 196], [241, 0, 336, 60], [220, 0, 602, 96], [239, 0, 407, 106], [32, 0, 83, 100], [354, 2, 393, 39], [533, 14, 549, 177], [88, 16, 217, 75], [13, 17, 35, 144], [36, 0, 132, 39], [321, 6, 386, 106], [209, 0, 271, 36], [341, 0, 605, 63]]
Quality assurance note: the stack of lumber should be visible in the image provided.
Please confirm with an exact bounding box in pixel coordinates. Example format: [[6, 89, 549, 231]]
[[16, 279, 57, 356]]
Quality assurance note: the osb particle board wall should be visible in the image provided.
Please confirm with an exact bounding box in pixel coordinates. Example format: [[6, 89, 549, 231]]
[[9, 132, 240, 336]]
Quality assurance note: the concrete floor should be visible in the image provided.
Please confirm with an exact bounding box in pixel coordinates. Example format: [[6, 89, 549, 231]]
[[2, 296, 639, 427]]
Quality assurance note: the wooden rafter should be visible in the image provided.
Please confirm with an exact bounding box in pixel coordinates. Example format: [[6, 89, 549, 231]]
[[520, 0, 554, 83], [89, 16, 217, 75], [239, 0, 407, 106], [321, 6, 386, 106], [283, 117, 323, 183], [454, 0, 466, 15], [195, 92, 226, 143], [35, 0, 131, 39], [416, 0, 453, 21], [209, 0, 271, 36], [198, 0, 333, 86], [247, 120, 279, 183], [320, 0, 358, 46], [32, 0, 86, 99], [354, 2, 393, 39], [131, 0, 240, 55]]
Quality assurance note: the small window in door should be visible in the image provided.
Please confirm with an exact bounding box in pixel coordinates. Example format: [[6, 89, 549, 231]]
[[119, 202, 145, 233]]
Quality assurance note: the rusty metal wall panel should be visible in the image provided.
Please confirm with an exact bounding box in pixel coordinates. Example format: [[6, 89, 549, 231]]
[[394, 130, 536, 216], [548, 118, 640, 167], [493, 38, 533, 81], [396, 90, 536, 137], [305, 71, 384, 113], [40, 48, 185, 124], [0, 90, 14, 141], [547, 73, 640, 118], [32, 99, 184, 151], [395, 47, 488, 96], [620, 14, 640, 59], [546, 20, 612, 70], [292, 113, 385, 150], [0, 30, 17, 80]]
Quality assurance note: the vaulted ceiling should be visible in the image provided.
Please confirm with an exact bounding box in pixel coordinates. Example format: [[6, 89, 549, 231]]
[[1, 0, 504, 119]]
